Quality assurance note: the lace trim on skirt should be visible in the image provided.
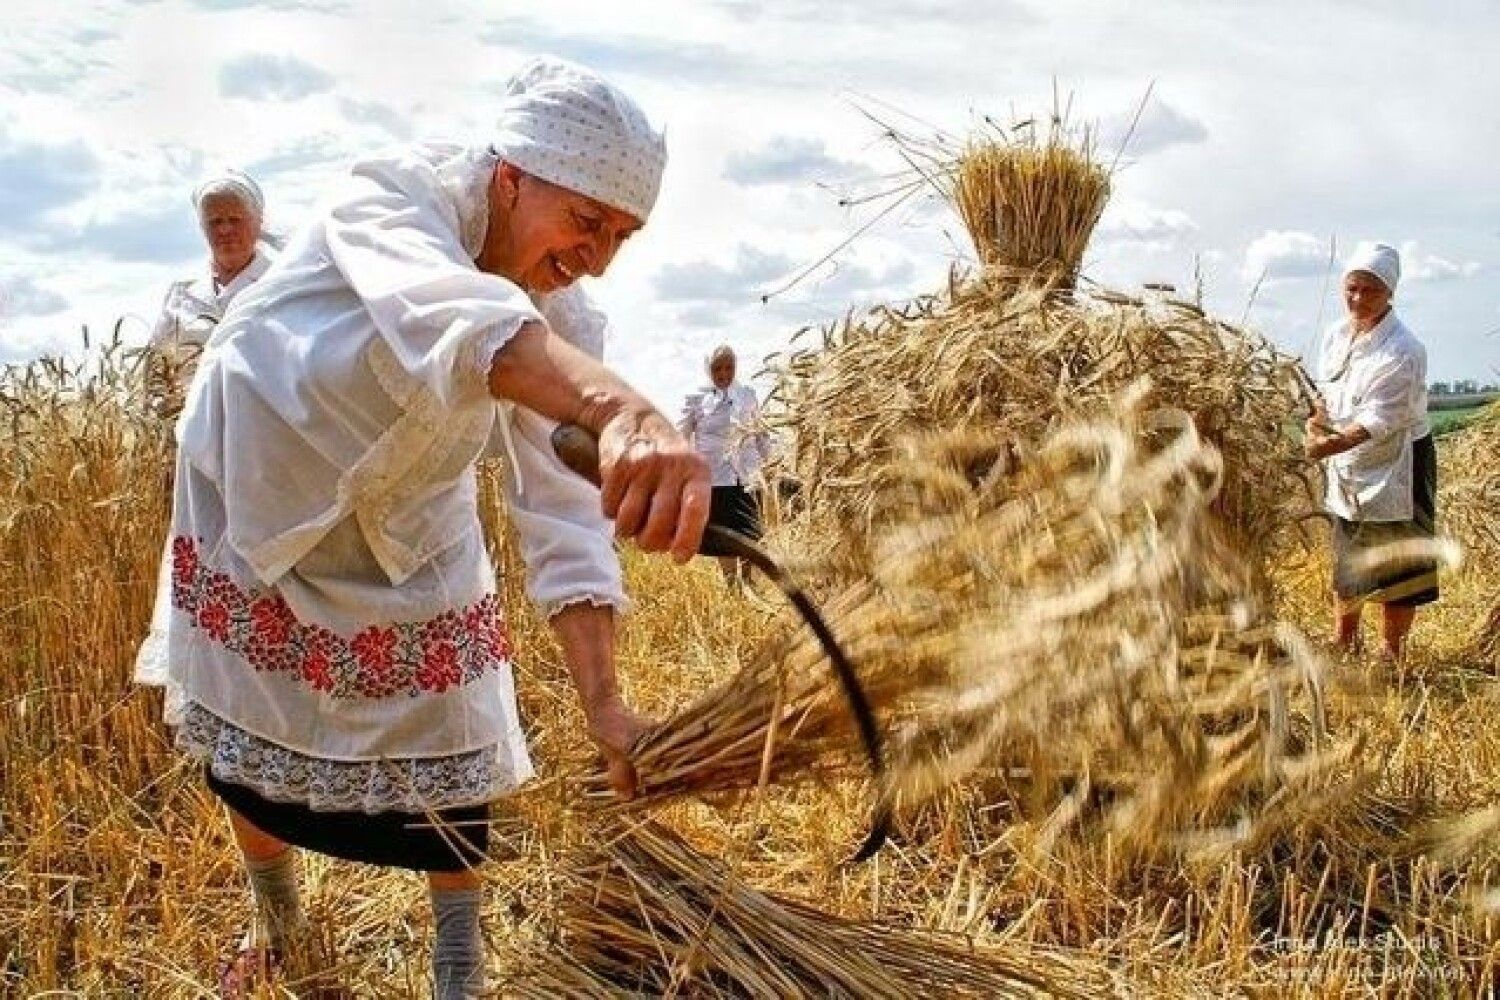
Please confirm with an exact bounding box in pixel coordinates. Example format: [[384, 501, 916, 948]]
[[176, 701, 526, 813]]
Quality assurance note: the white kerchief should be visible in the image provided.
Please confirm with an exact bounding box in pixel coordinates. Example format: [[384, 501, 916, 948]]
[[193, 168, 265, 217], [1344, 241, 1401, 293], [493, 56, 667, 222]]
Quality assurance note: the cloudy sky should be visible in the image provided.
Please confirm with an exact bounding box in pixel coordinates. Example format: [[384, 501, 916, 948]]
[[1, 0, 1496, 409]]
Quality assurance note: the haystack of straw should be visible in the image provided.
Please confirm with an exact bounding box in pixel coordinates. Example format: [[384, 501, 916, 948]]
[[573, 121, 1334, 865], [1438, 402, 1500, 665], [764, 123, 1314, 587], [505, 819, 1125, 998], [581, 395, 1348, 864]]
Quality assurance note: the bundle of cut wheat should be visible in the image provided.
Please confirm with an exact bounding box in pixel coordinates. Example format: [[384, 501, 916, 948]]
[[1437, 402, 1500, 664], [946, 123, 1109, 287], [504, 819, 1125, 998], [765, 124, 1313, 588], [578, 396, 1348, 866]]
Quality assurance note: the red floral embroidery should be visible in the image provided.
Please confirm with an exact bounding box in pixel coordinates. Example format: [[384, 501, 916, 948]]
[[351, 626, 397, 674], [301, 649, 335, 692], [172, 536, 198, 587], [250, 595, 294, 646], [198, 601, 231, 642], [169, 536, 512, 699], [417, 640, 461, 693]]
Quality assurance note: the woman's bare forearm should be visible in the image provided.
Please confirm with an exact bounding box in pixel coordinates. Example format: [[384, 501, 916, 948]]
[[548, 600, 620, 716], [1307, 422, 1373, 460], [489, 318, 710, 559], [487, 321, 652, 435]]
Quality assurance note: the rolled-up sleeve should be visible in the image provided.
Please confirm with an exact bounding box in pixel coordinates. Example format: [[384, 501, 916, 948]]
[[493, 284, 626, 618], [323, 153, 541, 411], [147, 285, 179, 350], [1350, 351, 1420, 441], [678, 396, 700, 436], [500, 403, 627, 618]]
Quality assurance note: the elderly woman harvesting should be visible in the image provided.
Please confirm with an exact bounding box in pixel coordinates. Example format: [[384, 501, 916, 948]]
[[679, 344, 773, 585], [135, 58, 709, 997], [144, 169, 272, 416], [1306, 242, 1437, 662]]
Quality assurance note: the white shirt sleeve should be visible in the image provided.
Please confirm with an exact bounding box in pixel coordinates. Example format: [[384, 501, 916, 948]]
[[1350, 350, 1421, 442], [678, 393, 701, 436], [323, 152, 542, 412], [147, 283, 182, 351], [496, 283, 626, 619], [499, 403, 628, 619]]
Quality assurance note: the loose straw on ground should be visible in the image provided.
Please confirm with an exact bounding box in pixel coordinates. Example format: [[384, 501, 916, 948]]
[[504, 819, 1126, 998]]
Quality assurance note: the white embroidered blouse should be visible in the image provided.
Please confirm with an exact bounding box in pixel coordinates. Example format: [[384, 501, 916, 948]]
[[679, 382, 772, 487], [146, 250, 272, 391], [136, 143, 625, 811], [1317, 310, 1429, 523], [150, 250, 272, 353]]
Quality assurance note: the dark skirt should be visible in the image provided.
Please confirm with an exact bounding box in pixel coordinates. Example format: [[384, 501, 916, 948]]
[[1332, 434, 1439, 607], [207, 769, 490, 873], [709, 484, 763, 541]]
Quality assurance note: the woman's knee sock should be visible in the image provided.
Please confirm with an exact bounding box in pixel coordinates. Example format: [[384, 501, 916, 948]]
[[430, 884, 485, 999], [245, 848, 306, 950]]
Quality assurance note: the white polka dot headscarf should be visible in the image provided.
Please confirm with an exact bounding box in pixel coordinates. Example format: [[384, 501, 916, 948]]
[[193, 169, 265, 218], [493, 56, 668, 223]]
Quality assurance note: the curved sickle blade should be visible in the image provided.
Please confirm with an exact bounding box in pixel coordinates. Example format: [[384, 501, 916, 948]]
[[549, 423, 891, 859]]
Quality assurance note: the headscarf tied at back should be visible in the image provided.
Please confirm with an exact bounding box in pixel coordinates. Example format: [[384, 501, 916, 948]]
[[493, 56, 668, 223], [1344, 241, 1401, 294], [192, 168, 265, 218]]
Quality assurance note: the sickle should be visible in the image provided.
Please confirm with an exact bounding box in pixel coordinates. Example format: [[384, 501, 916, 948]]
[[551, 423, 891, 860]]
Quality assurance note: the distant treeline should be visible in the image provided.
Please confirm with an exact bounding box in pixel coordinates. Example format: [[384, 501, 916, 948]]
[[1430, 392, 1498, 412]]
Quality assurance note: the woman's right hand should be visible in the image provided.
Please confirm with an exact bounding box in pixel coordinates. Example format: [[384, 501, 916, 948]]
[[597, 409, 710, 563]]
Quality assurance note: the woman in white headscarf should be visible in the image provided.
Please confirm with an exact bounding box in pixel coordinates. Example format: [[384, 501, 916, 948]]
[[134, 58, 709, 997], [679, 344, 773, 584], [1305, 241, 1437, 662], [144, 170, 274, 416]]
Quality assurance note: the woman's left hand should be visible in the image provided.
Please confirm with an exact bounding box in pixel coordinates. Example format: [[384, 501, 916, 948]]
[[584, 694, 656, 800]]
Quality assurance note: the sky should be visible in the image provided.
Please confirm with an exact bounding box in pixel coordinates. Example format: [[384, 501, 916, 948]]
[[1, 0, 1497, 411]]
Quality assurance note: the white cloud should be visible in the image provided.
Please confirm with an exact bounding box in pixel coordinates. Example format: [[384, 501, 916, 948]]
[[218, 53, 334, 102], [337, 97, 414, 141], [50, 199, 203, 264], [0, 272, 68, 320], [0, 119, 101, 235], [1241, 230, 1333, 283], [724, 137, 872, 187], [246, 133, 355, 180], [713, 0, 1035, 23], [1399, 241, 1482, 282], [480, 21, 756, 87], [193, 0, 348, 10], [1099, 97, 1209, 159], [1, 0, 1498, 393], [1097, 201, 1198, 249], [655, 245, 798, 306]]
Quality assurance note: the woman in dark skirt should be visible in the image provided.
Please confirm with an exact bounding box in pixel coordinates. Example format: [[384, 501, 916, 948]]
[[680, 345, 774, 585], [1331, 432, 1440, 609], [1307, 242, 1438, 661], [133, 59, 710, 998]]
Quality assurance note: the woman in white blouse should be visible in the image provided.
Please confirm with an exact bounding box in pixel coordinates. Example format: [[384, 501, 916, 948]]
[[679, 344, 773, 584], [1305, 242, 1437, 662], [143, 169, 273, 416], [134, 59, 709, 997]]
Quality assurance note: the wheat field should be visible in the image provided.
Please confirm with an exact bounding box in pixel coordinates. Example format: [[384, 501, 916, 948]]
[[0, 333, 1496, 997]]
